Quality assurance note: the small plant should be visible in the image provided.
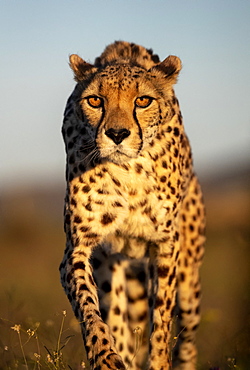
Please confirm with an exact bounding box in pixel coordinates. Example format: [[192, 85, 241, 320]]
[[44, 310, 74, 369], [1, 310, 86, 369], [11, 324, 29, 369], [128, 326, 143, 369]]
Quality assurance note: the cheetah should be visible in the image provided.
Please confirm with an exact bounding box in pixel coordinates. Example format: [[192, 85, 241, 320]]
[[60, 41, 205, 370]]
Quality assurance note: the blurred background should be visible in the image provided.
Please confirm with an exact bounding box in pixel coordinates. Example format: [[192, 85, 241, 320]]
[[0, 0, 249, 368]]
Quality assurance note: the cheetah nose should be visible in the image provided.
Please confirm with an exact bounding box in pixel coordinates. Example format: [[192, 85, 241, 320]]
[[105, 128, 130, 145]]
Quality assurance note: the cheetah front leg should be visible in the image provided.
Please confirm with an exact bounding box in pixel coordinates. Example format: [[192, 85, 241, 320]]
[[148, 239, 179, 370], [60, 238, 126, 370], [60, 189, 127, 370]]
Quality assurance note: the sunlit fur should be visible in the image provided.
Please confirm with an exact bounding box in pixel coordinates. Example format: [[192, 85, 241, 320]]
[[60, 41, 205, 370]]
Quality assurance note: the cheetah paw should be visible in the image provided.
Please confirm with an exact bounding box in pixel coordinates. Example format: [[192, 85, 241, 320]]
[[92, 353, 126, 370]]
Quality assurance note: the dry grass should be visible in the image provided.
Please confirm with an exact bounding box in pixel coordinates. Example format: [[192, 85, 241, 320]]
[[0, 310, 86, 369]]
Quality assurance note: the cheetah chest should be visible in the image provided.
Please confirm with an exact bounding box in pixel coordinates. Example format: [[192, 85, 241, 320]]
[[70, 159, 174, 255]]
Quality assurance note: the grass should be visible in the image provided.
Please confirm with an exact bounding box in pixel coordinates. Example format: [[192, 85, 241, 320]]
[[1, 310, 86, 370]]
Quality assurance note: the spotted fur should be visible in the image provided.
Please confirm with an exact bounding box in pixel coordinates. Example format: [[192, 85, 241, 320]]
[[60, 41, 205, 370]]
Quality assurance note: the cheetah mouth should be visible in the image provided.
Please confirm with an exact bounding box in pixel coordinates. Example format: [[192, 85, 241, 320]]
[[102, 149, 136, 164]]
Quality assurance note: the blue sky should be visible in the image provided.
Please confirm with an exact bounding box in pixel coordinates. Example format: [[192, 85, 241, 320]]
[[1, 0, 250, 187]]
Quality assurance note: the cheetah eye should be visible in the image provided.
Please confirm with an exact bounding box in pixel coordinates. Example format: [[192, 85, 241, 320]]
[[135, 96, 153, 108], [86, 96, 103, 108]]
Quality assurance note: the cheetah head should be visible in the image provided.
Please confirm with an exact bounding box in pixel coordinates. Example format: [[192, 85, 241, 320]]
[[69, 52, 181, 165]]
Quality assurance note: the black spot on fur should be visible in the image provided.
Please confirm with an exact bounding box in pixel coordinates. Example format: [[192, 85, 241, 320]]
[[102, 338, 108, 345], [73, 261, 86, 270], [179, 272, 185, 282], [85, 203, 92, 211], [119, 343, 123, 352], [135, 163, 143, 173], [166, 298, 171, 310], [111, 177, 121, 187], [112, 201, 123, 207], [114, 306, 121, 315], [155, 296, 164, 308], [82, 185, 91, 193], [168, 267, 176, 285], [101, 213, 116, 225], [71, 197, 77, 207], [74, 215, 82, 223], [158, 265, 169, 278], [80, 226, 90, 232], [174, 127, 180, 137]]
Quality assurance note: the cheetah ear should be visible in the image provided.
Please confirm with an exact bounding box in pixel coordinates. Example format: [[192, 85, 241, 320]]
[[153, 55, 182, 84], [69, 54, 94, 82]]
